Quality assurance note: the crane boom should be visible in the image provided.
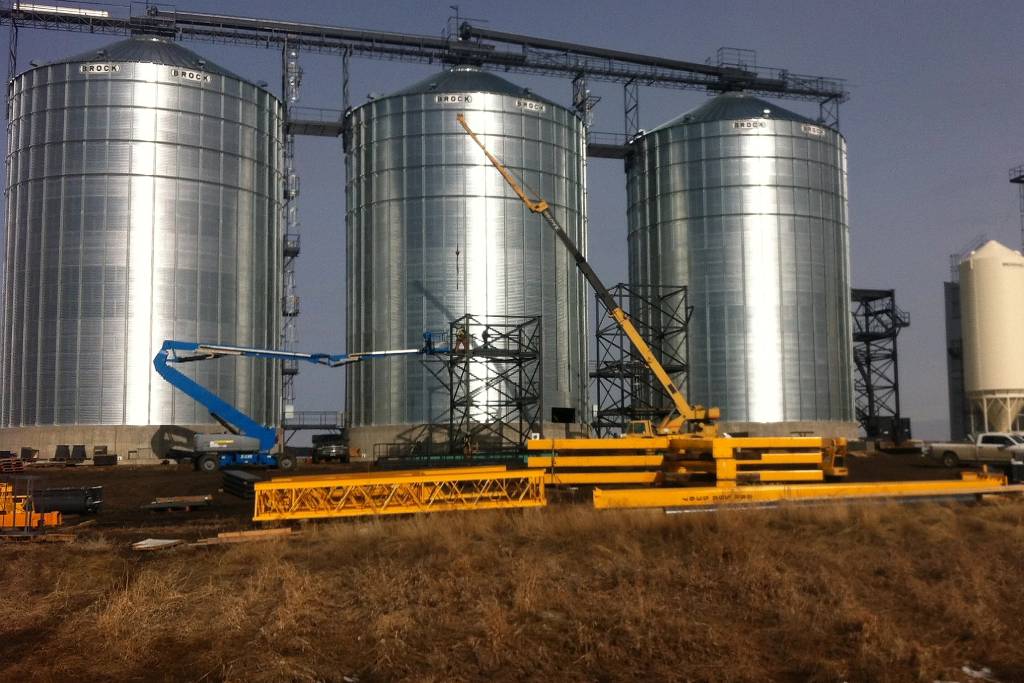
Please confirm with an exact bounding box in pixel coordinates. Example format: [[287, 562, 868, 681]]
[[456, 113, 717, 433]]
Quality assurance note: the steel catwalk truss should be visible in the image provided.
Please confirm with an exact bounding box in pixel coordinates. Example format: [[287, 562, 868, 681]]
[[280, 44, 302, 421], [252, 466, 546, 520], [943, 281, 969, 441], [591, 284, 691, 437], [444, 314, 542, 454], [851, 289, 910, 442], [0, 4, 848, 129], [571, 71, 600, 129], [1010, 165, 1024, 249], [371, 315, 542, 461], [281, 410, 344, 446]]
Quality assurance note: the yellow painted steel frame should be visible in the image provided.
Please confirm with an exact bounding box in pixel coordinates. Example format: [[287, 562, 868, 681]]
[[526, 435, 847, 487], [546, 472, 662, 485], [253, 467, 547, 521], [269, 465, 510, 483], [0, 483, 62, 529], [528, 455, 664, 468], [529, 454, 668, 486], [593, 473, 1021, 510]]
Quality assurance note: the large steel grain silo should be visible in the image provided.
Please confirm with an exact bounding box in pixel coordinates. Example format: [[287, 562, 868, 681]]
[[345, 66, 588, 452], [0, 37, 282, 459], [958, 240, 1024, 432], [627, 92, 855, 437]]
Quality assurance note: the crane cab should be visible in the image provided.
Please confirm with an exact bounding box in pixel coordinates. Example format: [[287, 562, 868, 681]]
[[622, 420, 655, 438]]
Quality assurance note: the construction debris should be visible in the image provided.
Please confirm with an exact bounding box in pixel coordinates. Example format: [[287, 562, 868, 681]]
[[132, 538, 185, 552], [141, 495, 213, 512], [0, 456, 25, 474], [32, 486, 103, 514], [222, 469, 262, 500], [192, 527, 296, 546]]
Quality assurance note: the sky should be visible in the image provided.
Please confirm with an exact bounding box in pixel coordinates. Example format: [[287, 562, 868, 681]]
[[7, 0, 1024, 440]]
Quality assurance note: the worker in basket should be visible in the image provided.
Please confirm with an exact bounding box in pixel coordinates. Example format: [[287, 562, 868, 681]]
[[453, 326, 471, 353]]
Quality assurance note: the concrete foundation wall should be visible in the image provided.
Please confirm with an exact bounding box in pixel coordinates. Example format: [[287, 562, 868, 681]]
[[0, 424, 219, 464]]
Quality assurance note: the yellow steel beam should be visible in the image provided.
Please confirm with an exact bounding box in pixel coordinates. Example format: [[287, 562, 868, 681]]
[[527, 437, 669, 451], [593, 476, 1020, 510], [736, 452, 822, 465], [1, 510, 62, 529], [530, 435, 829, 454], [269, 465, 508, 483], [528, 455, 664, 468], [253, 468, 546, 521], [736, 470, 824, 483], [666, 436, 827, 451], [545, 471, 662, 485]]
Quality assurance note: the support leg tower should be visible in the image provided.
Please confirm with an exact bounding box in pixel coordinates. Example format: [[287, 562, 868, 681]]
[[851, 289, 910, 443], [591, 284, 691, 437], [281, 46, 303, 419]]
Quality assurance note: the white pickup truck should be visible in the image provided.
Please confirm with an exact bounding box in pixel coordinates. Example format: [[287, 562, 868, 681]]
[[922, 432, 1024, 468]]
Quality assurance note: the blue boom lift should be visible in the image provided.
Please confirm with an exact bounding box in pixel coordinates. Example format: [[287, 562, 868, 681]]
[[153, 339, 429, 472]]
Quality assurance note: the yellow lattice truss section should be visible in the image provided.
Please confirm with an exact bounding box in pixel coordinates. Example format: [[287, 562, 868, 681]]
[[253, 467, 547, 521]]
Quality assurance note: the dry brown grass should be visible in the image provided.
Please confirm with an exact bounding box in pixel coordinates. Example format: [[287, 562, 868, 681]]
[[3, 500, 1024, 682]]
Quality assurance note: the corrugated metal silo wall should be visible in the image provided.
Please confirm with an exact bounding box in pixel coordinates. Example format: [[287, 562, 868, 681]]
[[1, 59, 282, 427], [345, 90, 589, 428], [627, 116, 853, 422]]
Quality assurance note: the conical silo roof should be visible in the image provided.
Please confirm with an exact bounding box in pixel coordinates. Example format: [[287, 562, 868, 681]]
[[50, 36, 244, 81], [650, 91, 817, 132], [386, 65, 555, 105]]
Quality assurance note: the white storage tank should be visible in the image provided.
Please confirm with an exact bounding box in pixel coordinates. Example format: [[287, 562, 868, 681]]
[[959, 240, 1024, 432]]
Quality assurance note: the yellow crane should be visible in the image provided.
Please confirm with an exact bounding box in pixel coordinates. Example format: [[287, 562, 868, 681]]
[[457, 112, 847, 487], [456, 113, 717, 439]]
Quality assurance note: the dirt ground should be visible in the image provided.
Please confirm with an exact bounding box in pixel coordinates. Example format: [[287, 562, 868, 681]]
[[3, 459, 367, 542], [3, 453, 1022, 682]]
